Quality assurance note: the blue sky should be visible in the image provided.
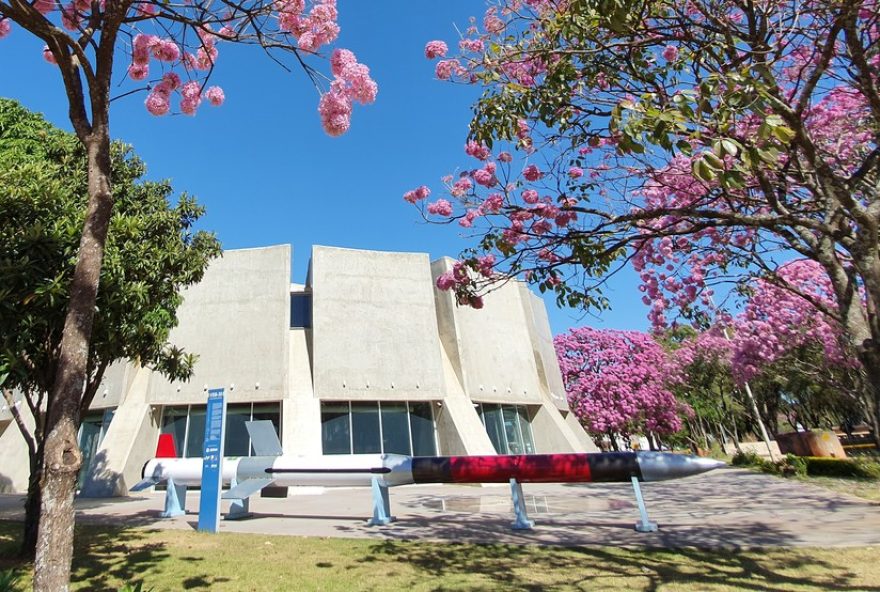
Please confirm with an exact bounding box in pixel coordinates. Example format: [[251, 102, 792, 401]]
[[0, 2, 648, 335]]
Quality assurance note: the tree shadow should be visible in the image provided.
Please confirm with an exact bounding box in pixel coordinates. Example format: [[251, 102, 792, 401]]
[[359, 532, 879, 592]]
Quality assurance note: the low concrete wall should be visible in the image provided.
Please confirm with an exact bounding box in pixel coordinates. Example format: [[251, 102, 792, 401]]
[[723, 440, 782, 459]]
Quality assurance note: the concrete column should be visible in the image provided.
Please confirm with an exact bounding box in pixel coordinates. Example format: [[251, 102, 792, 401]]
[[80, 366, 161, 497]]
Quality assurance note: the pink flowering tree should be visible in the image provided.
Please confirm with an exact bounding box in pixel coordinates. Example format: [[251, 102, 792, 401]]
[[555, 327, 689, 449], [406, 0, 880, 440], [728, 260, 869, 436], [0, 2, 375, 588]]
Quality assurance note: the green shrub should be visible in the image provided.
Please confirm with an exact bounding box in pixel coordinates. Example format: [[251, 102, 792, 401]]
[[0, 569, 20, 592], [804, 457, 880, 479], [731, 451, 764, 467], [777, 454, 808, 477]]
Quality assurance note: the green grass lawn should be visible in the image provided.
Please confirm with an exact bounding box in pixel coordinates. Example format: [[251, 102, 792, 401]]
[[1, 521, 878, 591], [795, 474, 880, 502]]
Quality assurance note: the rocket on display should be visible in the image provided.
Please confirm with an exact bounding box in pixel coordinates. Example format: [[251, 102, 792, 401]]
[[131, 421, 725, 499]]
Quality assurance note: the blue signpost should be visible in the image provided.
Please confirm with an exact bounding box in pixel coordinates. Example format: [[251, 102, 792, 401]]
[[197, 388, 226, 533]]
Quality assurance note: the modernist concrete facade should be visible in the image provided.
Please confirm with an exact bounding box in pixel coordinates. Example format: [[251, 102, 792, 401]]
[[0, 245, 594, 497]]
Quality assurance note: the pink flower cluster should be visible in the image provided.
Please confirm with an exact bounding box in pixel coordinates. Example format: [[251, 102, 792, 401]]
[[318, 48, 377, 136], [277, 0, 340, 52], [424, 40, 448, 59], [556, 327, 687, 438]]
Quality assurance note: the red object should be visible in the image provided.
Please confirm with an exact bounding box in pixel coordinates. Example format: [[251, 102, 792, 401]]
[[155, 433, 178, 458], [447, 454, 593, 483]]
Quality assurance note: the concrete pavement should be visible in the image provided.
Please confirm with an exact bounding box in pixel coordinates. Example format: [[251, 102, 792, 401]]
[[1, 468, 878, 548]]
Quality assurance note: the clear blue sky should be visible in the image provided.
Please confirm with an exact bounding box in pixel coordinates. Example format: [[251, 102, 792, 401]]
[[0, 2, 648, 336]]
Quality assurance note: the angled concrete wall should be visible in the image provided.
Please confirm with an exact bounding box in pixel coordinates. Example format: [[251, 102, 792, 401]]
[[310, 246, 446, 402], [431, 258, 542, 405], [148, 245, 291, 405]]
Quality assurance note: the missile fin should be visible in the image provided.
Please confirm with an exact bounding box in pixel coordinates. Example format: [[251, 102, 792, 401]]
[[245, 420, 283, 456], [130, 477, 162, 492], [222, 478, 275, 500]]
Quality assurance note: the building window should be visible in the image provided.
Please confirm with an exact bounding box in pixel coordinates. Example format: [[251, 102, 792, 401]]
[[160, 402, 282, 458], [77, 408, 115, 489], [320, 401, 438, 456], [476, 403, 536, 455], [290, 293, 312, 328]]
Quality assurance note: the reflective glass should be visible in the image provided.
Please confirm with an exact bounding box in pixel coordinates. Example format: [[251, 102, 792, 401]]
[[290, 293, 312, 328], [160, 407, 188, 457], [186, 407, 206, 458], [351, 402, 381, 454], [225, 404, 251, 457], [502, 405, 524, 454], [321, 403, 351, 454], [409, 402, 437, 456], [380, 402, 410, 455], [480, 403, 507, 454], [518, 406, 536, 454], [76, 415, 104, 489]]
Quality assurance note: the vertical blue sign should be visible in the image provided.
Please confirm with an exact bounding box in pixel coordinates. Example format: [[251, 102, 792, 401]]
[[198, 388, 226, 533]]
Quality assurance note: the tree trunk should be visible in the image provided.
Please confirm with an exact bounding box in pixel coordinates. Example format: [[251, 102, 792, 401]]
[[860, 347, 880, 448], [20, 446, 44, 559], [33, 131, 114, 592]]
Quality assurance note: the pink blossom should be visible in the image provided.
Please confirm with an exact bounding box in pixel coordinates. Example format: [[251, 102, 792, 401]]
[[435, 59, 460, 80], [662, 45, 679, 61], [424, 40, 448, 59], [459, 38, 484, 53], [0, 19, 10, 39], [128, 63, 149, 80], [331, 48, 357, 77], [205, 86, 225, 106], [34, 0, 54, 14], [318, 86, 352, 137], [42, 45, 57, 65], [498, 151, 513, 163], [404, 185, 431, 203], [465, 140, 491, 161], [152, 39, 180, 62], [427, 199, 453, 216], [145, 91, 170, 116], [523, 164, 542, 181], [568, 166, 584, 178]]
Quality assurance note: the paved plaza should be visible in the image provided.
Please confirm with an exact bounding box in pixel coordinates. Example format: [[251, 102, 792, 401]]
[[1, 468, 878, 548]]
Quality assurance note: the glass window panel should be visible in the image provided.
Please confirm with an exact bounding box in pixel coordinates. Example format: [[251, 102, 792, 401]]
[[160, 407, 188, 457], [251, 403, 282, 456], [351, 402, 381, 454], [225, 404, 252, 457], [186, 407, 206, 458], [380, 402, 411, 455], [481, 403, 507, 454], [409, 402, 437, 456], [518, 406, 536, 454], [290, 294, 312, 328], [502, 405, 524, 454], [77, 416, 104, 489], [321, 403, 351, 455]]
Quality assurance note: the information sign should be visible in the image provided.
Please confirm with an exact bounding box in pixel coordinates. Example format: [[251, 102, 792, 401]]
[[197, 388, 226, 532]]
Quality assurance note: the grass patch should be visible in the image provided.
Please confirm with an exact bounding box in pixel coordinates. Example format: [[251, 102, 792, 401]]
[[1, 520, 879, 591]]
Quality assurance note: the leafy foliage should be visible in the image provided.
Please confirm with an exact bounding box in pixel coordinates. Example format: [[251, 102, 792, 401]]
[[0, 98, 221, 405]]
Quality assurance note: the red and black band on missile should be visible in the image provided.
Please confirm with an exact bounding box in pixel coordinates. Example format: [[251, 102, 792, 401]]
[[410, 452, 641, 484]]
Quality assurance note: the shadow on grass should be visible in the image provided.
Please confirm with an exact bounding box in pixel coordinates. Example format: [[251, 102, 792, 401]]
[[0, 520, 170, 591], [359, 523, 880, 592]]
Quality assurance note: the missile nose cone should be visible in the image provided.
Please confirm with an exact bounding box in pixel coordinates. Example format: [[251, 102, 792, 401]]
[[635, 452, 726, 482]]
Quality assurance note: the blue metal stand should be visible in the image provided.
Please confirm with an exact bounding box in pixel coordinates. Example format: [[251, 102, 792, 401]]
[[630, 476, 658, 532], [161, 476, 186, 517], [224, 477, 253, 521], [367, 477, 395, 526], [510, 478, 534, 530]]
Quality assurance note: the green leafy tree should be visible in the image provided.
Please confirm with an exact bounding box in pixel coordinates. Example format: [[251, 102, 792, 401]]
[[0, 98, 221, 559]]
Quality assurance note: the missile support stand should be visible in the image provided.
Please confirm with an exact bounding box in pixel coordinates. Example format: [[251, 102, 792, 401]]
[[161, 477, 187, 518], [510, 478, 535, 530], [630, 476, 658, 533], [367, 477, 395, 526]]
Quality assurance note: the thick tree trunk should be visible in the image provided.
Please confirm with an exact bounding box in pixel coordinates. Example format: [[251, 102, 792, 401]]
[[33, 131, 114, 592], [860, 347, 880, 448]]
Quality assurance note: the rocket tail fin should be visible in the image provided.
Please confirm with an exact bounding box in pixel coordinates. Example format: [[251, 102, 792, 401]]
[[222, 478, 275, 500], [246, 420, 283, 456], [130, 477, 162, 492], [155, 433, 178, 458]]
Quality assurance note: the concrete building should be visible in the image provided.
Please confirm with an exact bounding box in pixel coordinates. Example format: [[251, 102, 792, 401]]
[[0, 245, 594, 497]]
